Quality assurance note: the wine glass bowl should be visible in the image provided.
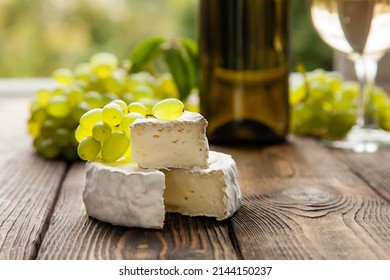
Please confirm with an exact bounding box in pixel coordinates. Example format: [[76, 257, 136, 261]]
[[307, 0, 390, 152]]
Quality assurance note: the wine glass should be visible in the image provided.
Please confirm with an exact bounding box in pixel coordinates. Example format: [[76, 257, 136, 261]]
[[307, 0, 390, 152]]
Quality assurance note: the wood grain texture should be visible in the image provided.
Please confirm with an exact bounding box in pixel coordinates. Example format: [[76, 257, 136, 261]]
[[3, 96, 390, 260], [0, 98, 67, 259], [37, 163, 238, 260], [335, 150, 390, 202], [216, 137, 390, 260]]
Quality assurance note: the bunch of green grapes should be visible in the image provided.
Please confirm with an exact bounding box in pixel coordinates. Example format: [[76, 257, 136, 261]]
[[290, 69, 390, 140], [28, 52, 180, 161], [371, 87, 390, 132], [76, 98, 184, 162]]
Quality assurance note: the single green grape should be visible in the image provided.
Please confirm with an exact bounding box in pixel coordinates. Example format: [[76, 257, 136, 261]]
[[371, 87, 387, 108], [102, 103, 124, 126], [306, 100, 329, 137], [92, 121, 112, 142], [74, 63, 92, 82], [33, 136, 44, 150], [77, 136, 101, 161], [31, 106, 47, 123], [54, 128, 70, 147], [49, 117, 68, 130], [326, 72, 343, 93], [90, 52, 118, 79], [75, 125, 91, 143], [30, 100, 40, 112], [104, 70, 126, 93], [376, 103, 390, 131], [152, 98, 184, 120], [36, 89, 52, 107], [52, 68, 74, 85], [340, 81, 359, 101], [132, 85, 155, 100], [289, 83, 306, 106], [84, 91, 104, 109], [75, 80, 88, 90], [52, 88, 64, 96], [325, 111, 355, 140], [40, 119, 57, 138], [79, 108, 103, 131], [28, 120, 41, 137], [157, 73, 180, 99], [101, 132, 130, 162], [47, 95, 70, 118], [102, 92, 120, 105], [290, 103, 311, 135], [104, 77, 123, 94], [68, 87, 84, 107], [307, 68, 327, 83], [39, 138, 61, 159], [307, 80, 331, 101], [331, 99, 354, 112], [71, 101, 90, 123], [112, 100, 128, 114], [87, 76, 105, 92], [121, 112, 145, 131], [128, 102, 147, 116], [122, 92, 135, 104], [127, 72, 154, 91]]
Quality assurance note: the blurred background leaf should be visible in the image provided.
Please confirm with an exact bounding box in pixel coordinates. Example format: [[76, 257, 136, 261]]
[[291, 0, 333, 71], [0, 0, 331, 77]]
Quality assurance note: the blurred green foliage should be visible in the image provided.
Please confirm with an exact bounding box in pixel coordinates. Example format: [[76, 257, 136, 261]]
[[291, 0, 333, 71], [0, 0, 197, 77], [0, 0, 331, 77]]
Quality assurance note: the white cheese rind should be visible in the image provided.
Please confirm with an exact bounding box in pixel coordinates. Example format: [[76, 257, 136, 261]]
[[83, 161, 166, 229], [130, 111, 209, 169], [163, 151, 242, 220]]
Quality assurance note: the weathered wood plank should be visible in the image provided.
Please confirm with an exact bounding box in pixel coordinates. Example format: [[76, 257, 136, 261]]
[[37, 163, 238, 260], [334, 150, 390, 202], [0, 98, 67, 260], [216, 137, 390, 259], [4, 96, 390, 260]]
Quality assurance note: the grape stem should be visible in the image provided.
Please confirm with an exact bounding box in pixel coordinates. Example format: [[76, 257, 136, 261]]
[[296, 61, 310, 102]]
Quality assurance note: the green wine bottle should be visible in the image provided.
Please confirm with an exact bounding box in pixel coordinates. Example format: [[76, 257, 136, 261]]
[[199, 0, 290, 144]]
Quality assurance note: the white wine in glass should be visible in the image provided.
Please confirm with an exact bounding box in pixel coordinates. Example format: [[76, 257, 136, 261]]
[[308, 0, 390, 152]]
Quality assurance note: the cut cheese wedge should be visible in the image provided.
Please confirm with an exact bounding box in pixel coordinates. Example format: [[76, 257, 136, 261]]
[[83, 161, 165, 229], [163, 151, 242, 220], [130, 111, 209, 169], [82, 152, 242, 228]]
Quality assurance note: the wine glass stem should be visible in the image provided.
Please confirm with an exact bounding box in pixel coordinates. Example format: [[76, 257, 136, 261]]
[[353, 56, 378, 128]]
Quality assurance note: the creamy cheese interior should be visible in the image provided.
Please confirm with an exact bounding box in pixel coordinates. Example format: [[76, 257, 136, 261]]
[[164, 169, 225, 218], [163, 151, 242, 220], [130, 111, 209, 169]]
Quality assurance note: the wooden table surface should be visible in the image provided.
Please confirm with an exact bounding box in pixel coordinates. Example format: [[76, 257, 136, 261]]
[[1, 96, 390, 260]]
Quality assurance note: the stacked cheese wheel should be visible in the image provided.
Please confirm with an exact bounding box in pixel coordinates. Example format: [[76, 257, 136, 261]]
[[83, 109, 242, 229]]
